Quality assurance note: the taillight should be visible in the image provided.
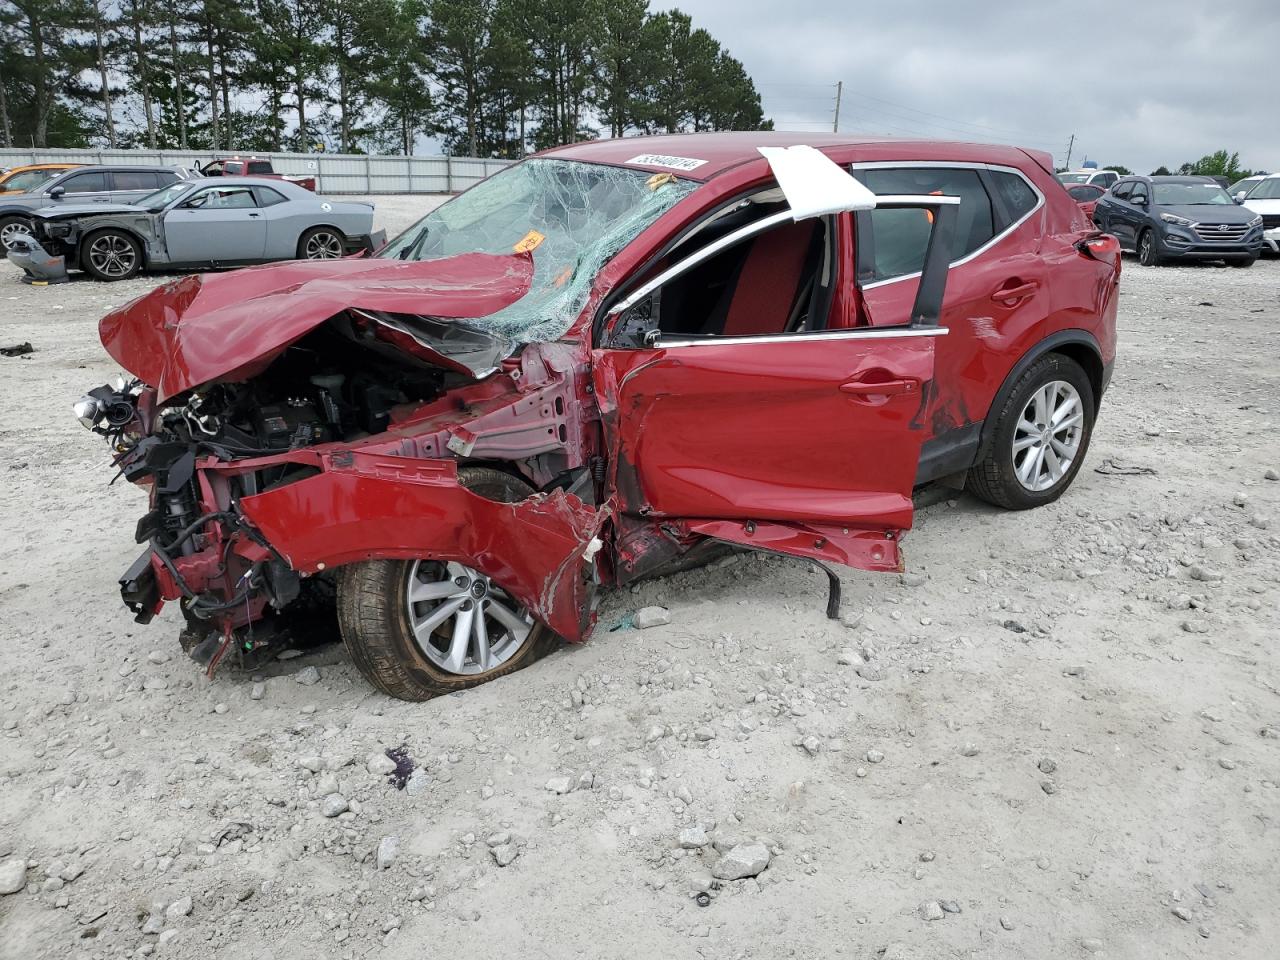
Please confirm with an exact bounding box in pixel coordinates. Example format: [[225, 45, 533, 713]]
[[1077, 232, 1120, 268]]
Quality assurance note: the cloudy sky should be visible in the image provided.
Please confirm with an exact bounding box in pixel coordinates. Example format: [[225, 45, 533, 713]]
[[662, 0, 1278, 174]]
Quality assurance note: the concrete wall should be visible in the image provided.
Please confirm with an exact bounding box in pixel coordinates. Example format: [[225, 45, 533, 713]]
[[0, 150, 514, 194]]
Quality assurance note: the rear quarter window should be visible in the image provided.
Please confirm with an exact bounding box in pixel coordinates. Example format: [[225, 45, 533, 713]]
[[989, 171, 1040, 222]]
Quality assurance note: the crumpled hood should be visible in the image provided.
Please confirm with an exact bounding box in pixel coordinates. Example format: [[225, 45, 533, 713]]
[[100, 253, 534, 403]]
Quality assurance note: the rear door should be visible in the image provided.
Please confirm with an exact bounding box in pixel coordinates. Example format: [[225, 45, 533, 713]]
[[107, 169, 161, 204], [163, 184, 267, 263], [594, 193, 958, 573]]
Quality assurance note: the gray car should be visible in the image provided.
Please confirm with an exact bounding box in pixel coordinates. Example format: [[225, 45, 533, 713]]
[[16, 177, 380, 281], [0, 165, 198, 251]]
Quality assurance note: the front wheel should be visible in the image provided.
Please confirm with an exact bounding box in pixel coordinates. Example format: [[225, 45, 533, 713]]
[[1229, 254, 1257, 269], [336, 467, 560, 701], [0, 215, 33, 251], [298, 226, 344, 260], [1137, 228, 1161, 266], [967, 354, 1096, 510], [81, 229, 142, 281]]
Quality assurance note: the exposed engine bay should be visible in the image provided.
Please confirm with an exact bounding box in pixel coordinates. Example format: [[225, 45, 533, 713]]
[[78, 300, 603, 671]]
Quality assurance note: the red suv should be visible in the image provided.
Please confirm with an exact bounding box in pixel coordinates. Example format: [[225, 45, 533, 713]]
[[78, 133, 1120, 701]]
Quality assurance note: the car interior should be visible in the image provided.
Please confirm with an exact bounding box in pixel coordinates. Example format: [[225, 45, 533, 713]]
[[612, 188, 839, 342]]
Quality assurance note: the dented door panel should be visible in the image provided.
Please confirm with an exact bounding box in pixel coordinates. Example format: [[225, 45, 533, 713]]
[[594, 331, 938, 539]]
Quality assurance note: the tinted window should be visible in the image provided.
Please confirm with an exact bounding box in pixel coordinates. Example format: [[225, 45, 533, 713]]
[[155, 170, 180, 184], [4, 169, 61, 192], [189, 186, 257, 209], [1067, 185, 1104, 201], [1129, 182, 1149, 202], [1111, 181, 1132, 200], [247, 161, 273, 174], [989, 171, 1039, 220], [1096, 172, 1117, 186], [111, 171, 159, 191], [854, 167, 995, 282], [61, 172, 108, 194], [254, 186, 288, 207]]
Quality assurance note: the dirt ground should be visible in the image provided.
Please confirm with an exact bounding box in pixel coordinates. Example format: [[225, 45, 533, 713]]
[[0, 195, 1277, 960]]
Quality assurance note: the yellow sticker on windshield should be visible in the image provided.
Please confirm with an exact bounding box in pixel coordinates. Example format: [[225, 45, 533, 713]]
[[513, 230, 545, 253]]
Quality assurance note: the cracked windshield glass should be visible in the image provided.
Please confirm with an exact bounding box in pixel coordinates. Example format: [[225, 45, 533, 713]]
[[380, 159, 697, 342]]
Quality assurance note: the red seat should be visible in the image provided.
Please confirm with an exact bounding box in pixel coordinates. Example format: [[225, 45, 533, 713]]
[[720, 220, 819, 337]]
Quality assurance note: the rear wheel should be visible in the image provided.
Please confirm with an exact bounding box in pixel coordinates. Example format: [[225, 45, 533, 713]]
[[0, 215, 33, 251], [298, 226, 344, 260], [1137, 228, 1161, 266], [82, 229, 142, 281], [337, 467, 560, 701], [967, 354, 1095, 511]]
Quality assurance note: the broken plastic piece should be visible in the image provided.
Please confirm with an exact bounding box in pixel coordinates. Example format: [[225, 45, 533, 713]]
[[757, 145, 877, 220]]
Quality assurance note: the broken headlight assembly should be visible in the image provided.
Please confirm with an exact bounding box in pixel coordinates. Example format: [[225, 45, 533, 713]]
[[74, 375, 142, 435]]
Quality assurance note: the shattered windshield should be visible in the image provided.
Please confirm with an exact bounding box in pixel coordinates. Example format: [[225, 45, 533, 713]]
[[380, 159, 697, 342]]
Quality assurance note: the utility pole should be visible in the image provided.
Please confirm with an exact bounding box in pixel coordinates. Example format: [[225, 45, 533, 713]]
[[833, 81, 843, 133], [1064, 133, 1075, 171]]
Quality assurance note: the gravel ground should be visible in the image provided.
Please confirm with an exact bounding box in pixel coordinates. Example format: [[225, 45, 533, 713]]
[[0, 196, 1277, 960]]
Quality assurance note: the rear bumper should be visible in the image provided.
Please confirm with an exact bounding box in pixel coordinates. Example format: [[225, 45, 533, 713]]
[[344, 230, 387, 256]]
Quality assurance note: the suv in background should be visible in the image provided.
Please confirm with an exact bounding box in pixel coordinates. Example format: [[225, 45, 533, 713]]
[[1238, 173, 1280, 254], [1228, 175, 1266, 200], [1093, 175, 1263, 267], [0, 164, 199, 251], [1057, 169, 1120, 189]]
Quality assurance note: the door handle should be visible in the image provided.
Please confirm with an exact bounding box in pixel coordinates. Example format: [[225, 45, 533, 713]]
[[991, 280, 1039, 304], [840, 377, 918, 397], [248, 212, 260, 217]]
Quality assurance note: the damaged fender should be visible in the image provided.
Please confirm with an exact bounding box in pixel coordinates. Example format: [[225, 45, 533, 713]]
[[236, 451, 606, 641]]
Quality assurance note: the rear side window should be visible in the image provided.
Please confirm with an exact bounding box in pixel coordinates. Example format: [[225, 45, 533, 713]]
[[247, 161, 273, 174], [1095, 172, 1117, 187], [111, 171, 159, 190], [61, 172, 108, 193], [254, 186, 288, 207], [988, 171, 1039, 222], [853, 167, 996, 283]]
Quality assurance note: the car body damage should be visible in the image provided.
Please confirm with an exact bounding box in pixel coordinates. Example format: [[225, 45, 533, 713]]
[[78, 133, 1120, 700]]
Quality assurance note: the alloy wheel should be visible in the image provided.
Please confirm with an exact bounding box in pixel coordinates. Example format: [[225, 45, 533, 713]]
[[1011, 380, 1084, 492], [87, 235, 138, 278], [405, 560, 533, 675], [0, 221, 32, 250], [304, 231, 343, 259], [1139, 232, 1152, 262]]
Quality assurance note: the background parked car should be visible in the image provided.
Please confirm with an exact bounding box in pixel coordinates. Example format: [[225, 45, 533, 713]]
[[1057, 169, 1121, 188], [1238, 173, 1280, 254], [0, 163, 82, 197], [1065, 182, 1106, 221], [1228, 175, 1266, 199], [1092, 175, 1263, 267], [0, 165, 199, 251], [15, 176, 378, 281], [201, 156, 317, 191]]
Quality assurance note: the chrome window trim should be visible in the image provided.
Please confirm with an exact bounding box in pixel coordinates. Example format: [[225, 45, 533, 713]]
[[654, 326, 949, 349], [848, 161, 1045, 290]]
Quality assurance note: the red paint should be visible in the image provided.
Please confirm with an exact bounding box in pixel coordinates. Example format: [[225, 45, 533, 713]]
[[100, 253, 533, 402], [98, 133, 1119, 651]]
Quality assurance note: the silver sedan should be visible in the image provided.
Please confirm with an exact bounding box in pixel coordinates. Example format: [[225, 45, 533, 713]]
[[22, 177, 380, 281]]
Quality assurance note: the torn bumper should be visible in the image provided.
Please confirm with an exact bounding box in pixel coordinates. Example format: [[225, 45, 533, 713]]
[[131, 449, 604, 643], [6, 238, 70, 284]]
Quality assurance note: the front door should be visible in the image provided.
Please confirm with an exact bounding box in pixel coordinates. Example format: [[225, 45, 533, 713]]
[[593, 202, 950, 575], [163, 184, 267, 263]]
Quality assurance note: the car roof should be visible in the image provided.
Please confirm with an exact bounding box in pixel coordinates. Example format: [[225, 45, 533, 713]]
[[537, 132, 1049, 181], [1147, 175, 1221, 184], [53, 164, 191, 174], [185, 176, 298, 188], [5, 162, 81, 172]]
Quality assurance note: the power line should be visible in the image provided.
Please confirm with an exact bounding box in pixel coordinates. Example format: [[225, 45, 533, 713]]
[[842, 90, 1057, 143]]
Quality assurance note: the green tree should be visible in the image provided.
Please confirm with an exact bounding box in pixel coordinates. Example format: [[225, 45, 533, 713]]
[[1150, 165, 1171, 176], [594, 0, 651, 138], [1179, 150, 1249, 179]]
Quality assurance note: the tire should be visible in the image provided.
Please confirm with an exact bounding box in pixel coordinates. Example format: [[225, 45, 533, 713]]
[[1230, 254, 1257, 268], [1137, 228, 1161, 266], [967, 354, 1096, 511], [0, 215, 33, 251], [81, 229, 142, 281], [337, 466, 560, 701], [297, 226, 344, 260]]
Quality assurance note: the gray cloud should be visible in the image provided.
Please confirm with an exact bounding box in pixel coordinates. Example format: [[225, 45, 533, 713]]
[[662, 0, 1279, 173]]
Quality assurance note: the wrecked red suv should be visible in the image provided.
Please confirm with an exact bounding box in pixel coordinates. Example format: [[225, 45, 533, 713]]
[[77, 134, 1120, 701]]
